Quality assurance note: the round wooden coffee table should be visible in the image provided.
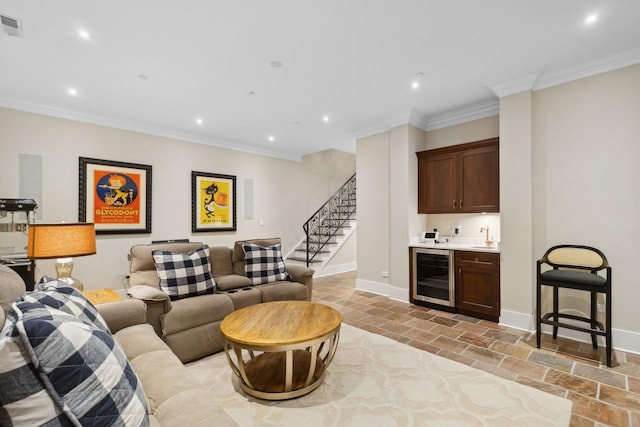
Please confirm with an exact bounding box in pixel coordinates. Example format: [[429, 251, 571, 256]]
[[220, 300, 342, 400]]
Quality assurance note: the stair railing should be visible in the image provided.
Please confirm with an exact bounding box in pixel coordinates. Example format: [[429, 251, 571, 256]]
[[302, 174, 356, 266]]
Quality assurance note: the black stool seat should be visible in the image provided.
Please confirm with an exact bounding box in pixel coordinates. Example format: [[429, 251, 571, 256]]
[[536, 245, 612, 367], [540, 269, 607, 288]]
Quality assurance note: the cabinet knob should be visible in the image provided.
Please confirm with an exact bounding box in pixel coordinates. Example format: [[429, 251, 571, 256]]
[[459, 199, 463, 208], [452, 200, 455, 209], [474, 257, 479, 262]]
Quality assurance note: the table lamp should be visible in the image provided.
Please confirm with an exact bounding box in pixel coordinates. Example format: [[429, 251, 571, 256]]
[[27, 223, 96, 291]]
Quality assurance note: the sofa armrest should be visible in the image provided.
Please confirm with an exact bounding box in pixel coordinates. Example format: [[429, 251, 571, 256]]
[[97, 299, 147, 334], [285, 264, 315, 300], [127, 285, 172, 337]]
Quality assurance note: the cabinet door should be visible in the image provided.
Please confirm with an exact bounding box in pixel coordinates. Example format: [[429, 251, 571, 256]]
[[458, 145, 499, 212], [418, 153, 456, 213], [455, 251, 500, 321]]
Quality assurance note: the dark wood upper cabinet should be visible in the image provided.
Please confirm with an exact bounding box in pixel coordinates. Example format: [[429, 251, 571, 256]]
[[417, 138, 499, 214]]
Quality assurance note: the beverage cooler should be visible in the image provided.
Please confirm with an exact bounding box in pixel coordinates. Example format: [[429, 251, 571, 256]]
[[411, 248, 454, 309]]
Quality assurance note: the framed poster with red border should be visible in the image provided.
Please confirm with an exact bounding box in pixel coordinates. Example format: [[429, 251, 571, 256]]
[[191, 171, 237, 232], [79, 157, 152, 234]]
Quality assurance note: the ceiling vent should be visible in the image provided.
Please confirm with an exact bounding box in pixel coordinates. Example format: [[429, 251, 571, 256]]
[[1, 14, 23, 38]]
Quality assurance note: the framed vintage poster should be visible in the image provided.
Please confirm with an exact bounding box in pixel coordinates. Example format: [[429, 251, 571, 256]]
[[192, 171, 236, 232], [79, 157, 152, 234]]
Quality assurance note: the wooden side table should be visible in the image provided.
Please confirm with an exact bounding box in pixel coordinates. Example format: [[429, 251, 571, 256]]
[[221, 300, 342, 400], [83, 288, 123, 305]]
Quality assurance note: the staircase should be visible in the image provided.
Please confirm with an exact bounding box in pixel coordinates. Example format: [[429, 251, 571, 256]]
[[287, 174, 356, 270]]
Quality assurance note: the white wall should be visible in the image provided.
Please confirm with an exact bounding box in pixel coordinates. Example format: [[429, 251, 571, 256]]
[[355, 131, 391, 294], [425, 116, 500, 149], [356, 124, 425, 300], [531, 64, 640, 336], [0, 107, 355, 290]]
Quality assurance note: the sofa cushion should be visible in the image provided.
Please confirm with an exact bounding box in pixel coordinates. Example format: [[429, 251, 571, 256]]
[[215, 274, 252, 291], [0, 265, 26, 314], [7, 301, 149, 426], [161, 294, 234, 336], [259, 280, 309, 302], [209, 245, 234, 277], [23, 277, 110, 333], [242, 242, 291, 285], [153, 245, 216, 301]]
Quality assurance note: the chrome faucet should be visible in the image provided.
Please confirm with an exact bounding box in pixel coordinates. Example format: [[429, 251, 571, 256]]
[[480, 226, 493, 246]]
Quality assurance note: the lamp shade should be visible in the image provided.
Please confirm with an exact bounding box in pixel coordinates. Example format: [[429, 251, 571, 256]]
[[27, 223, 96, 259]]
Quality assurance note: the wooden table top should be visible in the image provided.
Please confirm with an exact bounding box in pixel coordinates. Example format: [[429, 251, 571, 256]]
[[221, 300, 342, 347], [83, 288, 123, 305]]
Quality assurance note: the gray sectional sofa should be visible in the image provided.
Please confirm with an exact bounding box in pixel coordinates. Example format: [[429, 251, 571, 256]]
[[0, 264, 239, 427], [126, 238, 314, 362]]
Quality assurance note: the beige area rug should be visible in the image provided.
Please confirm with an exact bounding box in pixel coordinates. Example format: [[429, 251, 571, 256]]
[[186, 324, 572, 426]]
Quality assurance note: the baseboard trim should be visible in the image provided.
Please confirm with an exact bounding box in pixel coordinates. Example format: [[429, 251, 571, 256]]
[[355, 279, 408, 303], [355, 278, 388, 296], [500, 309, 640, 355], [315, 262, 356, 278]]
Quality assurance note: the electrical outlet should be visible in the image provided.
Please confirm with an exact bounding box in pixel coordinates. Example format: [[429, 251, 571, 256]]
[[453, 224, 461, 235], [381, 270, 389, 278]]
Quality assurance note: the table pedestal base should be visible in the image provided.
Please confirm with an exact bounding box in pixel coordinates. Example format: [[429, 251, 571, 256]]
[[224, 329, 339, 401]]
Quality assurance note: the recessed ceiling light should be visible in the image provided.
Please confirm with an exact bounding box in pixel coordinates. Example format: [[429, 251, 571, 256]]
[[77, 29, 91, 40], [323, 115, 330, 123], [411, 72, 424, 90], [584, 13, 599, 25], [269, 60, 283, 69], [268, 135, 275, 142], [67, 87, 78, 96], [195, 117, 203, 125]]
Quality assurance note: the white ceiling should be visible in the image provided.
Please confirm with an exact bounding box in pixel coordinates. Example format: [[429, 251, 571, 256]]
[[1, 1, 640, 160]]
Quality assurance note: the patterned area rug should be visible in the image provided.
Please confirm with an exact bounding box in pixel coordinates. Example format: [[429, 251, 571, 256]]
[[186, 324, 572, 426]]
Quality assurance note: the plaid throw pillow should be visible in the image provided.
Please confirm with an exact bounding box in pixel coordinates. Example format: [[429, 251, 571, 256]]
[[22, 277, 110, 333], [152, 245, 216, 301], [5, 301, 149, 426], [242, 242, 290, 285], [0, 317, 69, 426]]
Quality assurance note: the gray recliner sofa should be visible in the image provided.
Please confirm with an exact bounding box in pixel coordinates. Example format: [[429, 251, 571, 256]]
[[126, 238, 314, 362], [0, 265, 239, 427]]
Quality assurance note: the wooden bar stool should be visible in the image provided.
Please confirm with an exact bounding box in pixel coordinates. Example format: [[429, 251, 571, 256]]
[[536, 244, 612, 367]]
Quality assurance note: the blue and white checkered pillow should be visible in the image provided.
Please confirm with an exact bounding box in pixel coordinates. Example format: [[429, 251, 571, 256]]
[[0, 316, 70, 426], [242, 242, 291, 285], [7, 301, 149, 426], [0, 301, 149, 426], [152, 245, 216, 301], [22, 277, 110, 333]]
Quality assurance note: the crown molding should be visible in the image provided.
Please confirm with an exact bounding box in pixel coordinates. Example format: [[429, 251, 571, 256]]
[[352, 101, 499, 140], [384, 112, 411, 129], [350, 122, 393, 140], [534, 45, 640, 90], [0, 97, 302, 162], [488, 45, 640, 98], [424, 100, 499, 131], [385, 108, 429, 130], [487, 72, 541, 98]]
